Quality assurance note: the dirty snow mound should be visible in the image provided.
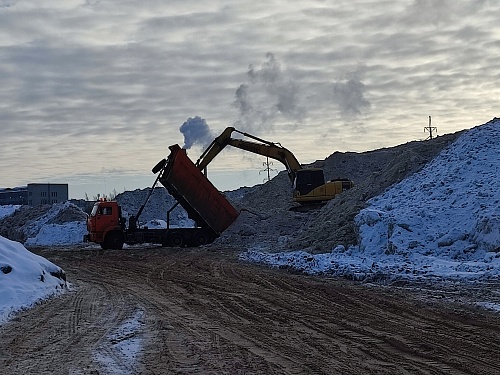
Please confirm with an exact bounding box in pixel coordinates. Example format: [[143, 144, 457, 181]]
[[24, 221, 88, 247], [0, 205, 53, 243], [0, 202, 87, 245], [356, 117, 500, 260], [0, 235, 67, 324], [290, 130, 463, 252], [0, 205, 21, 220], [241, 118, 500, 282]]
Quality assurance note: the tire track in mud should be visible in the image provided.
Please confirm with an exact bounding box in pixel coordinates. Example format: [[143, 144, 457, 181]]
[[147, 251, 500, 374], [3, 247, 500, 374], [299, 275, 500, 373], [120, 255, 298, 374], [194, 258, 500, 374], [0, 258, 144, 374], [244, 268, 500, 374]]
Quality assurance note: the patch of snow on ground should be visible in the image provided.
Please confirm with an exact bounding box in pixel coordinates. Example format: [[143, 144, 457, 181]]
[[475, 302, 500, 312], [0, 235, 67, 325], [241, 118, 500, 283], [94, 308, 145, 375]]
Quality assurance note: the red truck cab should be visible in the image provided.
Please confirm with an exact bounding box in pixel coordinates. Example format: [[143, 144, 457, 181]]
[[86, 200, 124, 249]]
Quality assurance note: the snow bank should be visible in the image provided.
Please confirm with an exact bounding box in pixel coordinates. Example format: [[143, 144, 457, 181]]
[[352, 118, 500, 280], [242, 118, 500, 282], [0, 235, 67, 324]]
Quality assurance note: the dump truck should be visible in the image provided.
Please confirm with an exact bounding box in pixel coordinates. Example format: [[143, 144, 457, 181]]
[[197, 127, 354, 204], [84, 144, 239, 249]]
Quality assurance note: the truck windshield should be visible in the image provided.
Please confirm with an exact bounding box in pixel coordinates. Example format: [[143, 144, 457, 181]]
[[90, 205, 99, 217]]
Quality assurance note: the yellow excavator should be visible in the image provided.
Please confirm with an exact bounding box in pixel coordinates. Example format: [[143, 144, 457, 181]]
[[195, 127, 353, 204]]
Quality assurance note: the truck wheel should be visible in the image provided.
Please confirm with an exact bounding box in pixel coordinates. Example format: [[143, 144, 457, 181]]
[[105, 232, 124, 250], [170, 233, 185, 247], [193, 231, 209, 246]]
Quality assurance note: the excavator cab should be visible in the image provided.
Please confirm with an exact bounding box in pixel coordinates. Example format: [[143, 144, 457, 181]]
[[294, 169, 326, 195]]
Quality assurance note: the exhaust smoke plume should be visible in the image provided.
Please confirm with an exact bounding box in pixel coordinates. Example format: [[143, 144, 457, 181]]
[[179, 116, 213, 149], [333, 65, 370, 118], [179, 57, 370, 148], [233, 53, 304, 133]]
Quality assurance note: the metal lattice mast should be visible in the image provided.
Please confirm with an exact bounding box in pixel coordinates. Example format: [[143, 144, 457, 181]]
[[424, 116, 438, 139]]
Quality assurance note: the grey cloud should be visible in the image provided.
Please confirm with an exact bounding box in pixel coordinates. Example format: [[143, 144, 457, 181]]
[[234, 84, 252, 115], [0, 0, 17, 7], [403, 0, 487, 26], [333, 65, 370, 118], [1, 0, 500, 196]]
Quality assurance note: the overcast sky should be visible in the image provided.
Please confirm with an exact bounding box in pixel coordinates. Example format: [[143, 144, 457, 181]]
[[1, 0, 499, 199]]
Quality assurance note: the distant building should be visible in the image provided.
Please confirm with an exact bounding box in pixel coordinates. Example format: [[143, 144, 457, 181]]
[[0, 186, 28, 205], [0, 183, 68, 206]]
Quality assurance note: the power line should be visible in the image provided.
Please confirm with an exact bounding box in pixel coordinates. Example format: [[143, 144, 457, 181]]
[[260, 157, 277, 182]]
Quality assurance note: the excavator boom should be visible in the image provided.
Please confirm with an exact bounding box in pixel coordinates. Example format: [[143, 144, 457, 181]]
[[196, 127, 301, 184], [195, 126, 354, 204]]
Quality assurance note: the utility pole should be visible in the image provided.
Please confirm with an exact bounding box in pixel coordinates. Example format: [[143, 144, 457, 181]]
[[260, 157, 277, 182], [424, 115, 437, 140]]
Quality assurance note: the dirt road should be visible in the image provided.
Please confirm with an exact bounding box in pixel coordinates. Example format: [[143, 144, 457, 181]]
[[1, 246, 500, 374]]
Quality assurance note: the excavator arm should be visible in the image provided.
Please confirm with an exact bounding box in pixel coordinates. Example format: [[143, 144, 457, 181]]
[[195, 126, 354, 204], [195, 127, 302, 184]]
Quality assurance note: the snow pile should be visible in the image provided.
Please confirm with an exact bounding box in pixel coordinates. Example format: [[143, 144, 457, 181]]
[[242, 118, 500, 282], [22, 202, 88, 246], [0, 235, 67, 324], [0, 205, 20, 220], [22, 202, 81, 239], [24, 221, 88, 247], [0, 202, 88, 246]]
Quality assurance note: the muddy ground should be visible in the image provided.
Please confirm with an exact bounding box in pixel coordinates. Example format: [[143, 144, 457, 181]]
[[1, 245, 500, 375]]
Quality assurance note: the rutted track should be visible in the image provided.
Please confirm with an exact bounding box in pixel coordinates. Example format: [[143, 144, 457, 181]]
[[1, 246, 500, 374]]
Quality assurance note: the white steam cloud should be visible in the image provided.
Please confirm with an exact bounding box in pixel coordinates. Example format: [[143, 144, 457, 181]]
[[233, 52, 304, 133], [179, 57, 370, 147]]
